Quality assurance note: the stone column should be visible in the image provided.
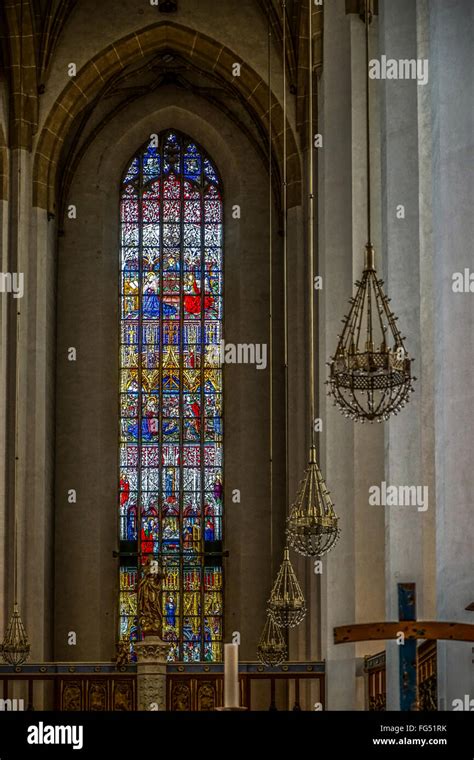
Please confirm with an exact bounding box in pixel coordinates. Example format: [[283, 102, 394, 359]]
[[7, 150, 54, 663], [0, 158, 8, 637], [379, 0, 435, 710], [429, 0, 474, 710], [135, 637, 169, 711], [319, 0, 385, 711], [2, 145, 55, 702]]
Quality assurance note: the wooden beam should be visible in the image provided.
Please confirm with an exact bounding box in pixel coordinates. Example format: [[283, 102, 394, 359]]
[[334, 621, 474, 645]]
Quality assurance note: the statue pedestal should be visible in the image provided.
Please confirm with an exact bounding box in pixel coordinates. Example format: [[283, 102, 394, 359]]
[[135, 637, 170, 711]]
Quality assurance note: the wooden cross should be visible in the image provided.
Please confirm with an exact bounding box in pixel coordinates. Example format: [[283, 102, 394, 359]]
[[334, 583, 474, 710]]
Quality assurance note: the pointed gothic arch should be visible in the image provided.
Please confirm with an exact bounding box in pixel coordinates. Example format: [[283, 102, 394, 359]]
[[119, 129, 224, 662]]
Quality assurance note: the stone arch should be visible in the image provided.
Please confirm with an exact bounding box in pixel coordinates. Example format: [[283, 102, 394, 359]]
[[3, 0, 38, 148], [33, 20, 302, 213], [53, 93, 285, 661]]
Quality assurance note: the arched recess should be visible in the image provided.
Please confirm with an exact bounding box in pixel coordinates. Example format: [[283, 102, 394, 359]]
[[32, 21, 302, 213], [54, 94, 287, 662]]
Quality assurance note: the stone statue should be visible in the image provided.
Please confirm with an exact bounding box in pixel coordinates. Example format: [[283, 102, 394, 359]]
[[138, 562, 164, 637]]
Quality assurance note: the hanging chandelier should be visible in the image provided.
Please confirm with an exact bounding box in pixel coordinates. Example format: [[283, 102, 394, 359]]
[[327, 0, 415, 423], [286, 0, 339, 557], [257, 12, 291, 664], [0, 603, 30, 667], [287, 445, 339, 557], [268, 548, 306, 628], [257, 612, 287, 666], [327, 244, 415, 422], [266, 0, 307, 630]]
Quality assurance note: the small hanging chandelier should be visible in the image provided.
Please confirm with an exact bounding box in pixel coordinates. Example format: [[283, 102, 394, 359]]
[[286, 0, 339, 557], [265, 1, 306, 631], [287, 445, 339, 557], [327, 0, 415, 423], [0, 603, 30, 667], [257, 612, 287, 666], [257, 14, 290, 665], [268, 548, 306, 628]]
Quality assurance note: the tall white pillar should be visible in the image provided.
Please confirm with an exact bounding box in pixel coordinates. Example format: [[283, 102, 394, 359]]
[[379, 0, 435, 710], [5, 148, 55, 664], [319, 0, 385, 710], [430, 0, 474, 710], [0, 183, 9, 638]]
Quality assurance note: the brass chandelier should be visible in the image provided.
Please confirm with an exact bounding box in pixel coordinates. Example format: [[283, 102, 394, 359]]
[[0, 603, 30, 667], [1, 513, 30, 668], [286, 0, 339, 558], [327, 0, 415, 423], [257, 612, 287, 666], [288, 445, 340, 557], [268, 548, 306, 628]]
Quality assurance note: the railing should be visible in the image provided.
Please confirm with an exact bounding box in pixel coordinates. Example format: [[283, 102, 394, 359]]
[[167, 662, 325, 711], [417, 641, 437, 711], [364, 651, 386, 711], [364, 641, 438, 711], [0, 664, 137, 711], [0, 662, 325, 712]]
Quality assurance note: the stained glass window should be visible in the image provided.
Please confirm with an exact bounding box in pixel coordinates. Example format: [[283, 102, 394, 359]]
[[119, 131, 223, 662]]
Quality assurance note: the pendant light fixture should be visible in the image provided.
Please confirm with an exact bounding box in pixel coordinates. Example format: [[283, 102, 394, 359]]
[[267, 0, 306, 630], [1, 519, 30, 665], [1, 2, 30, 669], [257, 14, 287, 665], [257, 613, 287, 666], [268, 547, 306, 628], [327, 0, 415, 423], [286, 0, 340, 559]]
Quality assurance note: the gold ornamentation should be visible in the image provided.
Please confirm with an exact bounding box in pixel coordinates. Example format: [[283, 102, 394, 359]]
[[62, 682, 82, 711], [257, 613, 287, 666], [418, 676, 437, 711], [197, 682, 216, 711], [327, 246, 415, 422], [89, 682, 107, 711], [369, 694, 386, 711], [115, 640, 131, 667], [268, 548, 306, 628], [287, 446, 340, 557], [113, 680, 135, 711], [0, 604, 30, 666], [172, 682, 191, 711], [138, 564, 164, 637]]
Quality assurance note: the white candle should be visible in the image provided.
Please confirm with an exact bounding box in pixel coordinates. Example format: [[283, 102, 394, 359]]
[[224, 643, 239, 708]]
